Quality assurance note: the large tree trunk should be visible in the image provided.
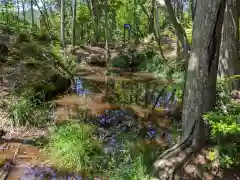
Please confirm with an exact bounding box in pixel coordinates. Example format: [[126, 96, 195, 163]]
[[153, 0, 226, 179], [237, 1, 240, 89], [218, 0, 239, 90]]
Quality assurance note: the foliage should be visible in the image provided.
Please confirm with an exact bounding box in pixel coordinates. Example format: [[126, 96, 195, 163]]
[[46, 123, 103, 174], [107, 154, 150, 180], [5, 89, 53, 126], [216, 75, 240, 112], [203, 75, 240, 168]]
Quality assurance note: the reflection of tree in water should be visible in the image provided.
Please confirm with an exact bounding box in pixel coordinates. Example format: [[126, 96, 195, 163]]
[[72, 76, 178, 109]]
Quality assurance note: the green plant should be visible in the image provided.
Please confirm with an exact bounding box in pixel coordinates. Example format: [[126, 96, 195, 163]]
[[6, 89, 52, 126], [111, 55, 131, 69], [104, 132, 164, 180], [46, 123, 103, 174], [107, 154, 150, 180], [203, 76, 240, 168], [216, 75, 240, 112]]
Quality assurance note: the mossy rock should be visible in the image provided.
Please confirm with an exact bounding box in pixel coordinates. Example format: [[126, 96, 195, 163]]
[[33, 74, 71, 101], [17, 33, 31, 43]]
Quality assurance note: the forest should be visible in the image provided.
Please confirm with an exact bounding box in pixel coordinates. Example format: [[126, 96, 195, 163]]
[[0, 0, 239, 179]]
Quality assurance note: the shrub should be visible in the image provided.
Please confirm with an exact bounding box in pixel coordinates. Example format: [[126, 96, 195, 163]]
[[111, 55, 131, 69], [46, 123, 103, 174], [203, 75, 240, 168]]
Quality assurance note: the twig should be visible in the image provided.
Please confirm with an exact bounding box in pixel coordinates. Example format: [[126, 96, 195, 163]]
[[13, 144, 20, 164], [152, 86, 167, 110]]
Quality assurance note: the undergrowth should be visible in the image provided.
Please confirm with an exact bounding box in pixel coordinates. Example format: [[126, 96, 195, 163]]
[[5, 89, 53, 126], [204, 75, 240, 168], [45, 121, 164, 179], [46, 123, 103, 175]]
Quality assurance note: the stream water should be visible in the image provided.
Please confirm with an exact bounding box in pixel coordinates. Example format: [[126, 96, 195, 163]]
[[1, 68, 180, 180]]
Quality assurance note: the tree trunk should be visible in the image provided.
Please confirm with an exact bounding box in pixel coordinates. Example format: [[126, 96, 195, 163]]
[[237, 0, 240, 89], [163, 0, 191, 59], [104, 1, 109, 50], [60, 0, 65, 48], [31, 0, 34, 27], [133, 0, 140, 44], [40, 0, 51, 29], [34, 0, 49, 30], [154, 0, 226, 179], [140, 2, 166, 59], [150, 0, 155, 33], [72, 0, 77, 47], [218, 0, 239, 90], [191, 0, 196, 21], [87, 0, 99, 44], [21, 0, 26, 22]]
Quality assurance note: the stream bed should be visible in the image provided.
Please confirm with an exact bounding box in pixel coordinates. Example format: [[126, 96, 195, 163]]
[[1, 69, 181, 180]]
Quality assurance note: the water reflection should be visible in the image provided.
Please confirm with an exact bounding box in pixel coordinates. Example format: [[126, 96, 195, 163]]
[[70, 75, 178, 111], [72, 77, 89, 96], [65, 75, 178, 143]]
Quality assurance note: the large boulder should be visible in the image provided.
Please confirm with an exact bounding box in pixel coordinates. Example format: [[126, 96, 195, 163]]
[[86, 54, 106, 67], [9, 42, 72, 102]]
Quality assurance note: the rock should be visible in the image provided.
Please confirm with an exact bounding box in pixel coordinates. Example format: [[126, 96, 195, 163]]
[[0, 129, 6, 138], [0, 44, 9, 62], [33, 74, 71, 101], [87, 54, 106, 67], [231, 91, 240, 100]]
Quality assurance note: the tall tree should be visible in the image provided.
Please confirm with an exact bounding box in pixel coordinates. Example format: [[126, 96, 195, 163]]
[[31, 0, 34, 27], [21, 0, 26, 22], [163, 0, 190, 59], [104, 0, 109, 50], [72, 0, 77, 47], [60, 0, 65, 48], [87, 0, 100, 44], [218, 0, 239, 89], [154, 0, 227, 179]]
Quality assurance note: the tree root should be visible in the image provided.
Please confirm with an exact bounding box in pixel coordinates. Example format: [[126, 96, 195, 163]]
[[154, 135, 198, 180]]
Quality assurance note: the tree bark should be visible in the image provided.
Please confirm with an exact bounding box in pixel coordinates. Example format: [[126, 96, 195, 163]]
[[154, 0, 226, 179], [60, 0, 65, 48], [218, 0, 239, 90], [191, 0, 196, 21], [31, 0, 34, 27], [104, 0, 109, 50], [87, 0, 100, 44], [72, 0, 77, 47], [163, 0, 191, 52], [21, 0, 26, 22]]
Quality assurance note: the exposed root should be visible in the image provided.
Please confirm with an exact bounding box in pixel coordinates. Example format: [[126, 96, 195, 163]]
[[154, 135, 198, 180]]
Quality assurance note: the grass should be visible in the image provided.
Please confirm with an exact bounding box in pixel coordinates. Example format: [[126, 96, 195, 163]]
[[107, 154, 151, 180], [5, 89, 53, 126], [44, 122, 164, 178], [45, 123, 103, 174]]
